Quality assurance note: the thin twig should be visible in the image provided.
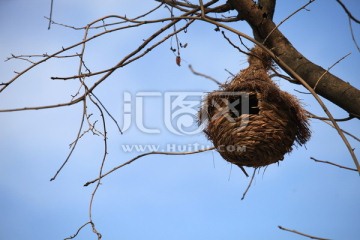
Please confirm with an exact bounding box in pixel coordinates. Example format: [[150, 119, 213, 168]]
[[166, 5, 182, 63], [336, 0, 360, 24], [221, 31, 249, 55], [278, 225, 331, 240], [314, 53, 351, 90], [44, 16, 85, 30], [199, 0, 205, 18], [228, 164, 232, 181], [308, 112, 360, 142], [200, 15, 239, 23], [310, 157, 358, 172], [2, 15, 130, 93], [91, 93, 123, 134], [6, 53, 80, 62], [348, 18, 360, 52], [263, 0, 315, 44], [294, 89, 311, 94], [87, 94, 108, 240], [48, 0, 54, 30], [50, 102, 86, 181], [84, 147, 215, 187], [326, 121, 360, 142], [308, 112, 354, 122], [157, 0, 232, 15], [45, 2, 164, 31], [0, 98, 84, 112], [156, 0, 198, 9], [64, 222, 91, 240], [188, 64, 222, 85], [238, 35, 251, 51], [269, 72, 300, 84], [241, 168, 256, 200], [239, 166, 249, 177], [224, 68, 235, 77]]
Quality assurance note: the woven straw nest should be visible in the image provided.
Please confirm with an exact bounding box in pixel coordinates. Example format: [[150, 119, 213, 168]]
[[199, 46, 311, 170]]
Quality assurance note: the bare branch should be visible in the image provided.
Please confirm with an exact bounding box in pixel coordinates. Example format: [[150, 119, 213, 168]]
[[84, 147, 215, 187], [188, 64, 222, 85], [294, 89, 311, 94], [269, 72, 299, 84], [48, 0, 54, 30], [241, 168, 256, 200], [44, 16, 85, 30], [6, 53, 81, 62], [157, 0, 233, 14], [221, 30, 249, 55], [86, 94, 109, 240], [348, 18, 360, 52], [308, 112, 360, 142], [278, 226, 331, 240], [308, 112, 354, 122], [91, 93, 123, 134], [336, 0, 360, 24], [45, 2, 164, 31], [314, 53, 351, 90], [0, 98, 84, 112], [310, 157, 358, 172], [50, 103, 86, 181], [156, 0, 198, 9], [203, 15, 240, 22], [326, 122, 360, 142], [2, 15, 131, 93], [199, 0, 205, 18], [263, 0, 315, 44], [64, 222, 91, 240]]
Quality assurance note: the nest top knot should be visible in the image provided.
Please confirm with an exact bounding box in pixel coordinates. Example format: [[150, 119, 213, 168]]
[[228, 46, 273, 87], [248, 46, 273, 70]]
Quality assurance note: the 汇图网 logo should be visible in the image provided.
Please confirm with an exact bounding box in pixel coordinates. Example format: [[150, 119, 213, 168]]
[[120, 91, 251, 135]]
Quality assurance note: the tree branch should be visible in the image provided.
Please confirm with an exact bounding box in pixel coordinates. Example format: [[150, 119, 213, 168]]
[[310, 157, 358, 172], [241, 168, 256, 200], [278, 225, 331, 240], [64, 222, 91, 240], [336, 0, 360, 24], [84, 147, 215, 187], [188, 64, 222, 85], [157, 0, 234, 14]]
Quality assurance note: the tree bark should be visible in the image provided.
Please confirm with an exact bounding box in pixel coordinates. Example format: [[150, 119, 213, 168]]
[[229, 0, 360, 118]]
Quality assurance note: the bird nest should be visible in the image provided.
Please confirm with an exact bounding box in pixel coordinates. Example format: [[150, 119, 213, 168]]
[[199, 46, 311, 170]]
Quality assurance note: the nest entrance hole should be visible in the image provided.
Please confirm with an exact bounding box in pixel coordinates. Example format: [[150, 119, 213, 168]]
[[228, 93, 259, 118]]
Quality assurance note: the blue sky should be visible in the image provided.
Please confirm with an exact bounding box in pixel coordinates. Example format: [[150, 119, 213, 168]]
[[1, 0, 360, 239]]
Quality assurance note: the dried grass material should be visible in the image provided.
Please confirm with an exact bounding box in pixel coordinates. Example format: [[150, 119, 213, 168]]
[[199, 47, 310, 168]]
